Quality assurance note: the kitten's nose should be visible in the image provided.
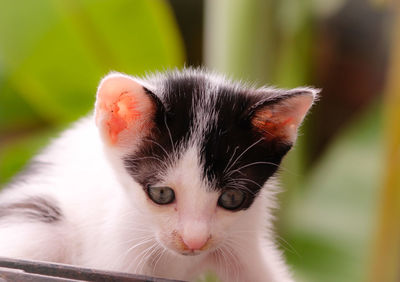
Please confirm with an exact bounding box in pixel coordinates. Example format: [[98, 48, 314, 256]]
[[180, 222, 211, 251], [182, 235, 210, 251]]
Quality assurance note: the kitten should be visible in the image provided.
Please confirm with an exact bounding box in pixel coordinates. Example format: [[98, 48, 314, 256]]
[[0, 69, 317, 282]]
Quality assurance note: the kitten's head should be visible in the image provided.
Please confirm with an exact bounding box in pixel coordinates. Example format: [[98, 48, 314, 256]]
[[95, 69, 318, 256]]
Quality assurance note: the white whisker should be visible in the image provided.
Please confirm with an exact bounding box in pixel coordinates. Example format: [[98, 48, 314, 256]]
[[143, 138, 169, 159], [226, 161, 277, 178], [115, 238, 155, 267], [223, 145, 240, 173], [224, 138, 264, 173], [164, 114, 176, 155], [275, 234, 301, 258], [234, 178, 262, 188], [152, 246, 166, 273], [132, 241, 157, 274]]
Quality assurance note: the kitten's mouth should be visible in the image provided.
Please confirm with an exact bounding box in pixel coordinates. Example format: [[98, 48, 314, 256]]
[[180, 250, 202, 256]]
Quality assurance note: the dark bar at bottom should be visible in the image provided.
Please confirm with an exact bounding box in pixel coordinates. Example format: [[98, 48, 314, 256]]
[[0, 257, 184, 282]]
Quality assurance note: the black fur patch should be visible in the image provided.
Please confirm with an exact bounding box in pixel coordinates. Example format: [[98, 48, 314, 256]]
[[0, 196, 62, 223], [124, 72, 292, 210]]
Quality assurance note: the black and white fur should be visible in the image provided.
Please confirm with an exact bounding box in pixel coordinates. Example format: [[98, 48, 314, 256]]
[[0, 69, 318, 281]]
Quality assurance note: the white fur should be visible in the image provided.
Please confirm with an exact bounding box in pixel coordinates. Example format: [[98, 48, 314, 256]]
[[0, 117, 293, 281]]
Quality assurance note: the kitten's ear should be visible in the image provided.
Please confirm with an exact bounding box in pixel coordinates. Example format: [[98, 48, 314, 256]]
[[95, 73, 159, 147], [249, 88, 319, 145]]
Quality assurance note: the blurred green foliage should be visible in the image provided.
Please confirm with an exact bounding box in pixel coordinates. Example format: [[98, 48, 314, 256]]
[[284, 103, 382, 282], [0, 0, 184, 185]]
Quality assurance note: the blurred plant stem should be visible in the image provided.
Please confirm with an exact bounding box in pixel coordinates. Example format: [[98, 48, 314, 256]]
[[204, 0, 276, 84], [369, 3, 400, 282], [204, 0, 312, 87]]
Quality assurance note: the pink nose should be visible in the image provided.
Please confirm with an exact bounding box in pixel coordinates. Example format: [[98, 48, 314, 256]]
[[182, 235, 209, 250]]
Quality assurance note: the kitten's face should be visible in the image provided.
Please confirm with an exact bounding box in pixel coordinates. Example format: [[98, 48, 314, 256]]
[[95, 70, 317, 256]]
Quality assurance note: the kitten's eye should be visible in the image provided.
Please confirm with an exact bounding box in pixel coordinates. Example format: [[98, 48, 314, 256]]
[[146, 185, 175, 205], [218, 189, 246, 210]]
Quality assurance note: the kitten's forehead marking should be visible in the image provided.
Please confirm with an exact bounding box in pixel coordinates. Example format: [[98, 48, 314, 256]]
[[165, 145, 202, 186], [166, 145, 218, 243]]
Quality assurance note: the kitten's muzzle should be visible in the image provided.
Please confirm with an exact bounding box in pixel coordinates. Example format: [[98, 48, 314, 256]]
[[172, 230, 212, 253]]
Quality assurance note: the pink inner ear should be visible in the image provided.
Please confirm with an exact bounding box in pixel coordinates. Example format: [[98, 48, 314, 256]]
[[252, 109, 295, 142], [105, 92, 142, 144], [95, 75, 154, 145], [251, 94, 314, 143]]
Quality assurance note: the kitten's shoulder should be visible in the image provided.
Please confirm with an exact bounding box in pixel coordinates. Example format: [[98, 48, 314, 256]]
[[3, 115, 108, 194]]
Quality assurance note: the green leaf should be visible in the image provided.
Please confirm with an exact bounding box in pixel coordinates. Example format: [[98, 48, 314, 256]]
[[0, 0, 184, 126]]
